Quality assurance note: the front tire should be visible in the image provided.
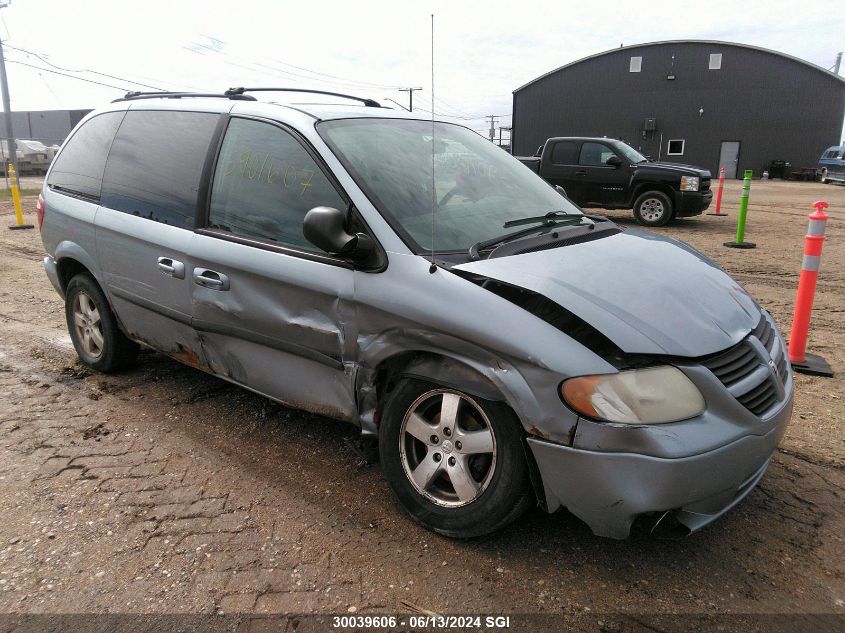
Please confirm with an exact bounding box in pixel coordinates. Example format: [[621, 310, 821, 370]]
[[633, 190, 673, 226], [379, 378, 533, 538], [65, 273, 139, 372]]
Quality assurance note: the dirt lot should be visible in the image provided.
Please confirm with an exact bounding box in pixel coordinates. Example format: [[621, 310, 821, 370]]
[[0, 180, 843, 631]]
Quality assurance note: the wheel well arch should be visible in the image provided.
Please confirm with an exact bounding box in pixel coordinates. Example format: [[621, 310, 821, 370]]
[[630, 183, 674, 208], [364, 349, 548, 510], [371, 351, 504, 414], [56, 257, 91, 292]]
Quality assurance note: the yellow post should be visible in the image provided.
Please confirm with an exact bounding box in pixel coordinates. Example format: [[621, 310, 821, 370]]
[[7, 162, 33, 231]]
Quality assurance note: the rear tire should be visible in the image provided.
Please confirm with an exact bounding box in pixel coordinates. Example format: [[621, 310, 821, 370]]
[[65, 273, 139, 372], [633, 190, 673, 226], [379, 378, 534, 538], [819, 168, 829, 184]]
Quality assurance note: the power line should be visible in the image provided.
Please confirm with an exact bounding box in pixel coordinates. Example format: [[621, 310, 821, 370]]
[[266, 56, 403, 90], [3, 43, 165, 90], [184, 37, 403, 93], [383, 97, 409, 111], [188, 33, 403, 90], [5, 59, 128, 91]]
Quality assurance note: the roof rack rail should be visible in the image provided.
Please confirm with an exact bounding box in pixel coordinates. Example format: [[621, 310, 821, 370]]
[[225, 87, 381, 108], [112, 91, 257, 103]]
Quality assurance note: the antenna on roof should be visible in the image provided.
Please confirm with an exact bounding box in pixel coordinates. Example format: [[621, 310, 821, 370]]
[[429, 13, 437, 274]]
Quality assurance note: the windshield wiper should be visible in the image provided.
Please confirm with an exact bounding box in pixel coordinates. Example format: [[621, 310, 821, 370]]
[[468, 216, 586, 261], [503, 210, 580, 228]]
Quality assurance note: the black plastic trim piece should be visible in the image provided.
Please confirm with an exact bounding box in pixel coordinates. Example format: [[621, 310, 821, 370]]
[[195, 228, 355, 269], [225, 87, 381, 108], [490, 223, 621, 259], [113, 91, 257, 103], [46, 184, 100, 204], [195, 113, 230, 230]]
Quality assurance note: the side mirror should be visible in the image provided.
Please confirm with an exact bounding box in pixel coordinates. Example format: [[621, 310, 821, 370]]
[[303, 206, 374, 259], [554, 185, 569, 198], [606, 155, 623, 168]]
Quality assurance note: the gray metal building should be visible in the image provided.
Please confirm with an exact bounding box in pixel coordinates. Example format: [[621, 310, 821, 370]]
[[0, 109, 91, 146], [512, 41, 845, 178]]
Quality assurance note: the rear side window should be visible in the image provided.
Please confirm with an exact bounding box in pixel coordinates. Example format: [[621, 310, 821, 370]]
[[101, 110, 219, 229], [208, 117, 346, 251], [47, 112, 124, 201], [551, 141, 577, 165]]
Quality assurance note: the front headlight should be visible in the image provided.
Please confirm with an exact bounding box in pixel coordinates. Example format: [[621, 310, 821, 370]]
[[680, 176, 700, 191], [560, 366, 705, 424]]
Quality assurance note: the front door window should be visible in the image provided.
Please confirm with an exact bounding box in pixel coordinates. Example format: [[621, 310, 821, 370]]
[[209, 118, 346, 252]]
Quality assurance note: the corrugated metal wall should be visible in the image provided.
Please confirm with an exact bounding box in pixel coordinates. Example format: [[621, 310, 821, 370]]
[[512, 42, 845, 177], [0, 109, 93, 146]]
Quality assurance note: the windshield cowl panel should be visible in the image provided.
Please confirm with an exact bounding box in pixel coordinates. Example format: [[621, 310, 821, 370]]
[[317, 118, 583, 254]]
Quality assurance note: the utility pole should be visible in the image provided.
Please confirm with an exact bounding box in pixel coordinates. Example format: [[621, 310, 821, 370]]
[[486, 115, 499, 142], [0, 1, 16, 183], [398, 87, 423, 112]]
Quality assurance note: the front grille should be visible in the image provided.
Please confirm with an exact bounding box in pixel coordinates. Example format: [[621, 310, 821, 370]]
[[702, 314, 788, 417], [704, 342, 759, 387], [736, 379, 779, 415]]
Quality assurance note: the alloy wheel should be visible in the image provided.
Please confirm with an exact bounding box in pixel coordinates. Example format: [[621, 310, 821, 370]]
[[399, 389, 497, 508], [639, 197, 665, 222], [72, 291, 105, 359]]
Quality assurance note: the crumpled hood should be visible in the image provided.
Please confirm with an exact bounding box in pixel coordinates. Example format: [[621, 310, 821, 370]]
[[454, 229, 760, 357]]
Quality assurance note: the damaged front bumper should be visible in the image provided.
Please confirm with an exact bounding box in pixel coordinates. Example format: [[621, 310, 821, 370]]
[[527, 391, 793, 539]]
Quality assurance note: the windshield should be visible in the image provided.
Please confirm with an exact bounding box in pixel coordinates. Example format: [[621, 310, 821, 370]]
[[614, 141, 647, 164], [318, 118, 582, 252]]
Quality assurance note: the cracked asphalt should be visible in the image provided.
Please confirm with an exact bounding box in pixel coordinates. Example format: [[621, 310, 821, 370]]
[[0, 181, 843, 627]]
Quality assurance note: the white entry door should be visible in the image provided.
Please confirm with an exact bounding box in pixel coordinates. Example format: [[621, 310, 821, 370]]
[[719, 141, 740, 179]]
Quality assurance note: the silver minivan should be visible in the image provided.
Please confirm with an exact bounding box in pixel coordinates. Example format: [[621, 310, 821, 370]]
[[39, 89, 793, 539]]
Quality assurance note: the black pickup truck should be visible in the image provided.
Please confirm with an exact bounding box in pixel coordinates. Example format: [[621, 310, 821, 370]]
[[518, 137, 712, 226]]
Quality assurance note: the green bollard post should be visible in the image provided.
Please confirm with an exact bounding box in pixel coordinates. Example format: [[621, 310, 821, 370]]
[[724, 169, 756, 249]]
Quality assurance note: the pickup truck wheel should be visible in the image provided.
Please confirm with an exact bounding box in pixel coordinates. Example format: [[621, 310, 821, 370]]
[[633, 191, 673, 226], [379, 378, 533, 538], [65, 273, 139, 372]]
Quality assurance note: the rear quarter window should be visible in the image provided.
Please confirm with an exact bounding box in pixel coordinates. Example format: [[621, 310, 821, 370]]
[[551, 141, 577, 165], [47, 111, 125, 200], [101, 110, 220, 229]]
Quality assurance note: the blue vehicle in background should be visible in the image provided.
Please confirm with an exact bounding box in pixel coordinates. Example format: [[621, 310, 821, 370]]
[[818, 145, 845, 184]]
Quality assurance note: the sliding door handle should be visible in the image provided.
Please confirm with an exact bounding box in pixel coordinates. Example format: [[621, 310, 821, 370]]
[[157, 257, 185, 279], [193, 268, 230, 291]]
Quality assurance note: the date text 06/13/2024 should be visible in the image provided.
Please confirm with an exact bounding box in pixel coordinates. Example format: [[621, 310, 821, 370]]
[[331, 615, 512, 629]]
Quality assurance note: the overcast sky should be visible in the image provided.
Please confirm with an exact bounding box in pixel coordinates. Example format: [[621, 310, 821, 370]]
[[0, 0, 843, 137]]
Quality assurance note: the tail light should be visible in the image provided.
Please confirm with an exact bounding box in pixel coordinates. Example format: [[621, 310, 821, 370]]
[[36, 193, 45, 230]]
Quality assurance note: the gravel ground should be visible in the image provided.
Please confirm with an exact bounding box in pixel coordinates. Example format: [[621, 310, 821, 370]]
[[0, 179, 843, 631]]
